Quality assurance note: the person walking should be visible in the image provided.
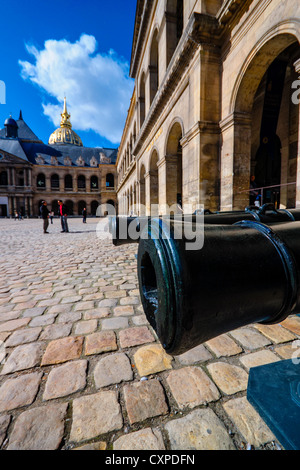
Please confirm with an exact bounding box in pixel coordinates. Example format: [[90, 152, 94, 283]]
[[82, 207, 87, 223], [58, 200, 69, 233], [50, 211, 54, 224], [41, 201, 50, 234]]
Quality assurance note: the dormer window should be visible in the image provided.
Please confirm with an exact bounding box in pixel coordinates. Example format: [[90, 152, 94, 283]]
[[76, 156, 85, 167], [64, 156, 72, 166], [100, 152, 111, 164], [90, 156, 98, 167], [36, 155, 45, 165]]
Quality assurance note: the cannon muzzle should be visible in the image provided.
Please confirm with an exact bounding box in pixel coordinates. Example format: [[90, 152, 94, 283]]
[[137, 218, 300, 355]]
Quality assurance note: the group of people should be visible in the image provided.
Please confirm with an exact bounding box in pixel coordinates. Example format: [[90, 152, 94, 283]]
[[40, 201, 88, 234], [40, 200, 70, 234], [14, 211, 23, 221]]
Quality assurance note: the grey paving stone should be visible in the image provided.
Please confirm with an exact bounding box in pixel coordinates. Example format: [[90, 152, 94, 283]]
[[5, 327, 42, 346], [113, 428, 165, 450], [39, 323, 72, 340], [7, 403, 68, 450], [0, 414, 11, 447], [0, 372, 43, 412], [43, 360, 87, 400], [94, 353, 133, 388], [70, 391, 123, 442], [124, 379, 168, 424], [165, 408, 236, 450], [1, 342, 44, 375]]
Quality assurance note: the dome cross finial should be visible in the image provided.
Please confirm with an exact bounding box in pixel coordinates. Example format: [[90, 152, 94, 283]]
[[60, 96, 72, 129]]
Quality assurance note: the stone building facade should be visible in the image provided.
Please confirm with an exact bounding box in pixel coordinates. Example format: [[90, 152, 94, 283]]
[[117, 0, 300, 215], [0, 102, 117, 217]]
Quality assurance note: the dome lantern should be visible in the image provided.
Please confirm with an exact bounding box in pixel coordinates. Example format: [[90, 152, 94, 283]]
[[4, 115, 18, 138], [48, 98, 83, 147]]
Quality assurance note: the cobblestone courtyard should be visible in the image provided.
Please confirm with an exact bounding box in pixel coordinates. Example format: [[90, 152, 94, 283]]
[[0, 217, 299, 450]]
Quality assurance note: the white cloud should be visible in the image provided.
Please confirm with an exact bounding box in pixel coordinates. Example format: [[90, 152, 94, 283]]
[[19, 34, 134, 144]]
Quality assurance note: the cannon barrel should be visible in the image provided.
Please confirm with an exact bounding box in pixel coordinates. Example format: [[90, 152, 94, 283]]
[[109, 214, 208, 246], [109, 204, 297, 246], [137, 218, 300, 355]]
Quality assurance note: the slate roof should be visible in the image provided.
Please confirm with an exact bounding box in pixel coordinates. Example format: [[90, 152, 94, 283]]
[[0, 117, 42, 143], [21, 142, 118, 166], [0, 138, 29, 162], [0, 115, 118, 167]]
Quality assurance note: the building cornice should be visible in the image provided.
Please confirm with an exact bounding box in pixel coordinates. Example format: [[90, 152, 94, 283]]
[[217, 0, 252, 26], [130, 0, 154, 79], [117, 87, 137, 166], [133, 12, 221, 156], [117, 160, 137, 192]]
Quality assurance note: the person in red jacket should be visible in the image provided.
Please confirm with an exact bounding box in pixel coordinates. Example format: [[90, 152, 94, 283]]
[[58, 200, 69, 233]]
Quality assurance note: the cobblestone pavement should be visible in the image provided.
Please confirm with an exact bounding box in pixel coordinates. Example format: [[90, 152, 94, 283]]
[[0, 217, 299, 451]]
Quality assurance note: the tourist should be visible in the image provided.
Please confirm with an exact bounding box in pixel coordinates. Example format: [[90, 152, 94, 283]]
[[58, 200, 69, 233], [82, 207, 87, 223], [41, 201, 50, 234]]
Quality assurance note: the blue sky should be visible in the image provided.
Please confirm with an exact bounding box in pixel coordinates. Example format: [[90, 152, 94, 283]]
[[0, 0, 137, 149]]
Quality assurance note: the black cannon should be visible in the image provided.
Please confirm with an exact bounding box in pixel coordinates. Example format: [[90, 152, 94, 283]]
[[137, 217, 300, 355], [109, 204, 298, 246]]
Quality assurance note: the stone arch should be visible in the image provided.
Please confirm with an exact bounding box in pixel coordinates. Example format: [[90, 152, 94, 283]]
[[139, 72, 146, 127], [165, 0, 184, 67], [231, 29, 300, 115], [36, 173, 46, 189], [165, 120, 183, 209], [78, 200, 86, 216], [64, 174, 73, 190], [65, 200, 74, 216], [90, 175, 99, 190], [78, 174, 86, 190], [50, 174, 59, 190], [91, 200, 100, 216], [106, 173, 115, 188], [222, 29, 300, 210], [165, 118, 184, 156], [149, 28, 159, 105]]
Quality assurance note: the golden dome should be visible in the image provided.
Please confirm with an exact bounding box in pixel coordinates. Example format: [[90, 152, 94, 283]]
[[48, 98, 83, 147]]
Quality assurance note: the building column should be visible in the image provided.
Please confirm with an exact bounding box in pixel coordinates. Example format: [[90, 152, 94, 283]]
[[157, 157, 167, 214], [46, 176, 51, 192], [135, 182, 140, 215], [8, 167, 13, 186], [28, 168, 32, 187], [8, 197, 13, 217], [144, 172, 151, 216], [29, 197, 33, 217], [181, 122, 220, 212], [12, 168, 16, 186], [27, 197, 32, 217], [294, 59, 300, 207], [220, 112, 252, 211], [73, 173, 78, 192]]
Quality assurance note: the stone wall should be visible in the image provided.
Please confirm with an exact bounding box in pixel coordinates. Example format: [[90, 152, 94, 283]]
[[117, 0, 300, 214]]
